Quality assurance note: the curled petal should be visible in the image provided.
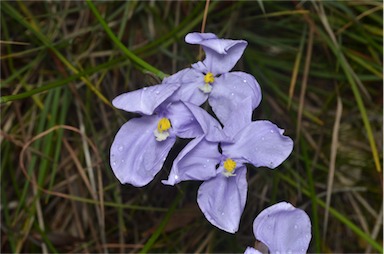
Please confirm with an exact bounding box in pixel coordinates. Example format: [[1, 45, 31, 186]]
[[197, 166, 247, 233], [162, 136, 221, 185], [110, 116, 175, 187], [166, 102, 204, 139], [183, 102, 231, 142], [253, 202, 312, 254], [222, 121, 293, 169], [112, 82, 180, 115], [208, 72, 261, 125], [186, 32, 247, 74]]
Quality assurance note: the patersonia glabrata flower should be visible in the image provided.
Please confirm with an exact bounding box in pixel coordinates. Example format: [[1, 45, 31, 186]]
[[163, 98, 294, 233]]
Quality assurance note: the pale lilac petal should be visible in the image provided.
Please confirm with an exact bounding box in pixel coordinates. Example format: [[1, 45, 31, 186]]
[[166, 102, 204, 139], [244, 247, 262, 254], [162, 136, 221, 185], [110, 116, 175, 187], [228, 72, 262, 109], [183, 102, 231, 142], [112, 82, 180, 115], [208, 72, 261, 124], [197, 166, 247, 233], [253, 202, 312, 254], [185, 32, 247, 74], [167, 68, 208, 106], [222, 121, 293, 169], [222, 96, 253, 138]]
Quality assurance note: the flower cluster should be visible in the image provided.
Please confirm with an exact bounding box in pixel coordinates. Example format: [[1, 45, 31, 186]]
[[110, 33, 294, 234]]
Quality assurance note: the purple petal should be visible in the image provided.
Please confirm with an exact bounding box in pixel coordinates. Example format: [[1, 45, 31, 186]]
[[167, 68, 208, 106], [185, 32, 247, 74], [222, 96, 253, 138], [183, 102, 231, 142], [162, 136, 221, 185], [112, 82, 180, 115], [208, 72, 261, 124], [197, 166, 247, 233], [222, 121, 293, 169], [166, 102, 204, 139], [253, 202, 312, 254], [110, 116, 175, 187], [244, 247, 262, 254]]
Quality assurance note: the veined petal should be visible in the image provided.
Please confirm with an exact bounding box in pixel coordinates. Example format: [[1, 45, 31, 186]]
[[197, 165, 247, 233], [222, 121, 293, 169], [112, 82, 180, 115], [110, 116, 175, 187], [208, 72, 260, 124], [253, 202, 312, 254], [185, 32, 247, 74], [183, 102, 231, 142], [167, 68, 208, 106], [162, 136, 221, 185]]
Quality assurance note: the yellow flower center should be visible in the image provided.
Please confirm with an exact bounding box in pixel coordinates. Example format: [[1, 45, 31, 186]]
[[204, 72, 215, 84], [157, 118, 171, 132], [223, 158, 236, 174]]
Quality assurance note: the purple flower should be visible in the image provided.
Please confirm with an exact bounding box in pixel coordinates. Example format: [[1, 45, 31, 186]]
[[162, 98, 293, 233], [246, 202, 312, 254], [169, 33, 262, 124], [110, 80, 227, 187]]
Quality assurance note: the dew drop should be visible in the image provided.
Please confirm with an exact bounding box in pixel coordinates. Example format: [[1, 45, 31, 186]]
[[112, 161, 117, 166], [231, 92, 235, 96], [143, 87, 148, 91], [206, 159, 210, 163], [243, 79, 247, 83], [155, 90, 160, 95], [118, 145, 124, 151], [221, 212, 225, 216], [203, 164, 207, 168], [121, 159, 125, 163], [294, 224, 298, 229], [174, 175, 179, 180], [306, 234, 310, 239], [270, 129, 274, 133], [261, 137, 265, 141]]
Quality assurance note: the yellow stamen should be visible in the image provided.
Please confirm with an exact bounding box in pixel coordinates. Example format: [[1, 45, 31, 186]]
[[204, 72, 215, 84], [157, 118, 171, 132], [223, 158, 236, 174]]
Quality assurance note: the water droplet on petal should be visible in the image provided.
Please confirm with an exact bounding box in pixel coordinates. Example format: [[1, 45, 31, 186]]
[[306, 234, 310, 239], [270, 129, 274, 133], [118, 145, 124, 151], [143, 87, 148, 91], [231, 92, 234, 96], [261, 137, 265, 141], [112, 161, 117, 166], [243, 79, 247, 83], [203, 164, 207, 168], [121, 159, 125, 163], [206, 159, 210, 163], [221, 212, 225, 216], [174, 175, 179, 180], [294, 224, 298, 229], [155, 90, 160, 95]]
